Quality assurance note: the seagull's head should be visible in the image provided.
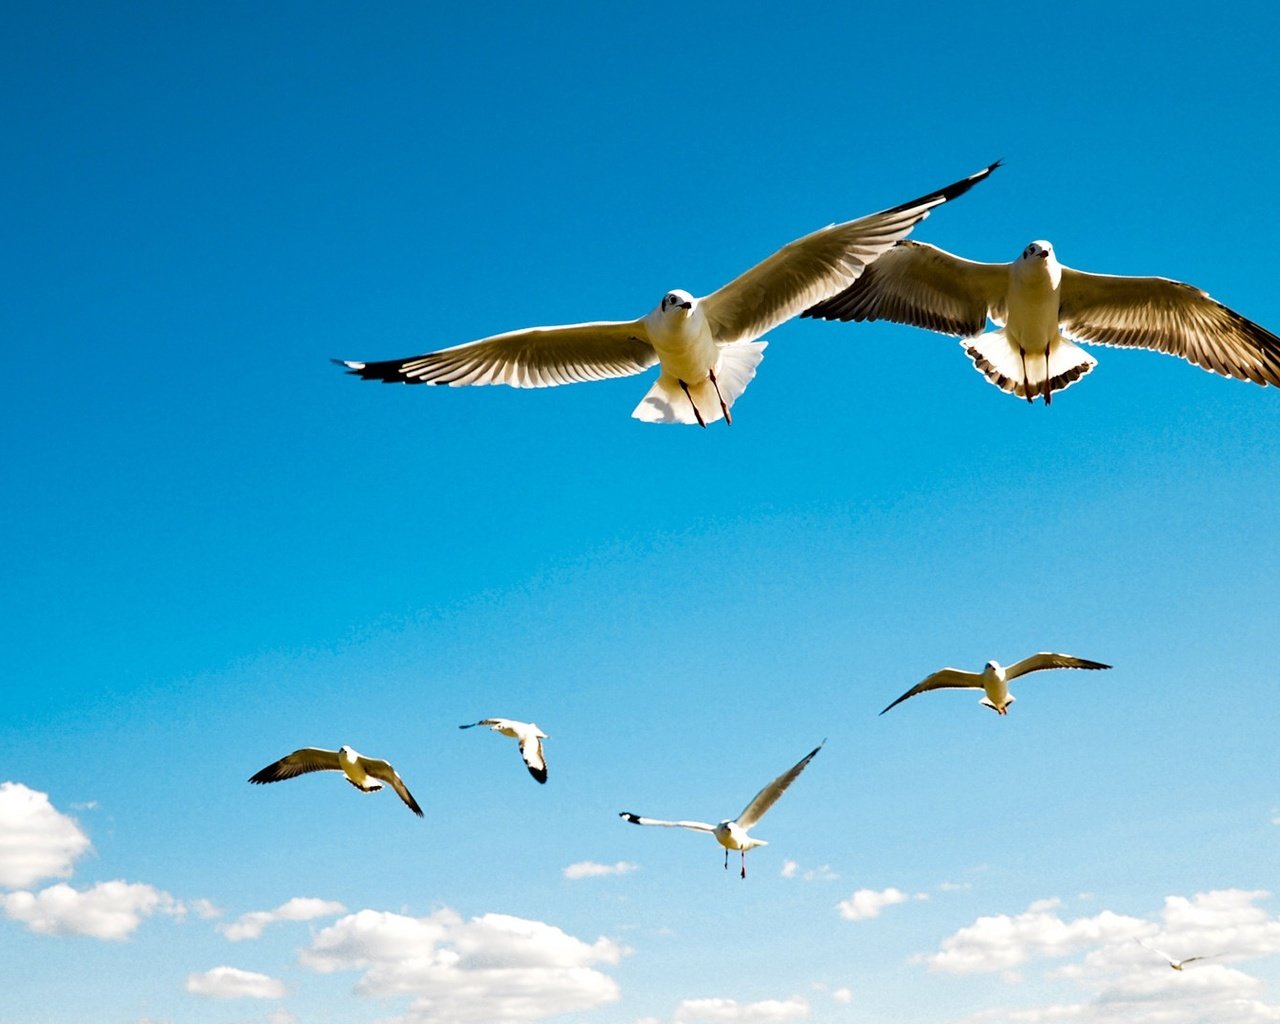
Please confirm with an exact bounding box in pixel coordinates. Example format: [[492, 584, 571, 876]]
[[984, 660, 999, 672], [659, 289, 695, 318], [1021, 240, 1054, 263]]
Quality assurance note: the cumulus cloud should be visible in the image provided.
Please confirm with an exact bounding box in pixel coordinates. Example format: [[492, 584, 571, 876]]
[[934, 890, 1280, 1024], [0, 782, 92, 889], [299, 907, 624, 1023], [780, 861, 839, 882], [836, 887, 924, 922], [1, 880, 182, 940], [674, 996, 810, 1022], [831, 987, 853, 1004], [190, 898, 221, 920], [221, 897, 347, 941], [562, 860, 638, 880], [185, 966, 286, 1000]]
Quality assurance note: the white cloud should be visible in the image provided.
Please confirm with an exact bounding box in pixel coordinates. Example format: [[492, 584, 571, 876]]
[[299, 907, 624, 1023], [674, 996, 810, 1022], [831, 987, 853, 1004], [780, 860, 838, 882], [221, 896, 347, 941], [0, 782, 91, 889], [563, 860, 638, 880], [1, 879, 182, 940], [939, 881, 974, 892], [190, 898, 221, 920], [926, 898, 1145, 974], [185, 966, 286, 1000], [934, 890, 1280, 1024], [836, 887, 923, 922]]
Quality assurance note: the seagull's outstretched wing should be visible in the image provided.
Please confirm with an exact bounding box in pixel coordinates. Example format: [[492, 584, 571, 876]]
[[735, 741, 824, 830], [1004, 653, 1111, 681], [701, 163, 1000, 346], [360, 757, 425, 817], [802, 240, 1011, 336], [879, 669, 984, 715], [337, 320, 658, 389], [619, 812, 716, 833], [1058, 268, 1280, 386], [459, 719, 504, 730], [248, 747, 341, 784], [519, 732, 548, 785]]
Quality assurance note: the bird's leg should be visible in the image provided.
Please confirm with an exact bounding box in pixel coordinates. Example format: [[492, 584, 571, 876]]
[[1019, 347, 1034, 404], [724, 848, 729, 870], [740, 851, 747, 879], [1042, 359, 1052, 406], [679, 379, 707, 429], [707, 367, 732, 425]]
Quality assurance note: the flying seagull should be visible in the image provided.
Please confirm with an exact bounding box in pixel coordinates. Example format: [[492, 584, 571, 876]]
[[619, 741, 823, 878], [248, 745, 424, 817], [804, 239, 1280, 403], [880, 653, 1111, 716], [459, 718, 548, 784], [1136, 937, 1223, 971], [335, 163, 998, 426]]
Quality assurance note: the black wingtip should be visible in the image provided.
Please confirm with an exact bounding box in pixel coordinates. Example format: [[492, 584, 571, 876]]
[[529, 767, 548, 785], [882, 159, 1001, 216], [619, 812, 641, 824]]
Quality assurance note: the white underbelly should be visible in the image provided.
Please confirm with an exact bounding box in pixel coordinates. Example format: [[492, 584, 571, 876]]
[[1004, 284, 1061, 355]]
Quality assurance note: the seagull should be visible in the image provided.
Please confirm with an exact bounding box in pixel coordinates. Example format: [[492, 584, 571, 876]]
[[619, 741, 823, 878], [879, 653, 1111, 716], [335, 163, 998, 426], [1136, 937, 1222, 971], [803, 238, 1280, 403], [459, 718, 548, 784], [248, 745, 424, 817]]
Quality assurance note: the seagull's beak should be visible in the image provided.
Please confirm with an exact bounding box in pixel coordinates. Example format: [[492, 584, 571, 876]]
[[678, 301, 692, 310], [1038, 250, 1049, 260]]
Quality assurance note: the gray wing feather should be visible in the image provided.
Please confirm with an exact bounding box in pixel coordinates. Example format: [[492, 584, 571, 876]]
[[803, 240, 1010, 335], [879, 669, 984, 715], [338, 321, 657, 389], [619, 813, 715, 832], [1059, 268, 1280, 386], [1004, 653, 1111, 681], [248, 747, 341, 784], [361, 758, 425, 817], [735, 741, 824, 829], [701, 164, 999, 345]]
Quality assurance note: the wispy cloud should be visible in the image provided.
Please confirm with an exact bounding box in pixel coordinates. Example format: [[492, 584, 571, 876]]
[[220, 896, 346, 941], [674, 995, 810, 1021], [300, 907, 624, 1023], [836, 887, 925, 922], [780, 860, 839, 881], [0, 782, 91, 889], [185, 966, 286, 1000], [563, 860, 639, 880], [1, 880, 182, 940]]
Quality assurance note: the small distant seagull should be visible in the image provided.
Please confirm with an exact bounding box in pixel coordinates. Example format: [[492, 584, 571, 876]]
[[248, 745, 424, 817], [880, 653, 1111, 716], [1136, 937, 1223, 971], [335, 163, 998, 427], [804, 239, 1280, 403], [459, 718, 548, 784], [619, 741, 823, 878]]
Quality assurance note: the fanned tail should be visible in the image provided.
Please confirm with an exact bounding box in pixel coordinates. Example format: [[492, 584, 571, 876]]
[[631, 342, 767, 425], [962, 331, 1095, 402]]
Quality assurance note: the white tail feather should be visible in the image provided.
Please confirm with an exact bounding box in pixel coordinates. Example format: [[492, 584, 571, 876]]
[[961, 331, 1096, 401], [631, 341, 767, 424]]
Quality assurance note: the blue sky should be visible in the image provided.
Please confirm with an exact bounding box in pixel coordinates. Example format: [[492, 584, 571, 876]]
[[3, 3, 1279, 1023]]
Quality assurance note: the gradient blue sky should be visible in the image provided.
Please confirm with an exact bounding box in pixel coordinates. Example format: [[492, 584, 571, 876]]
[[4, 4, 1279, 1024]]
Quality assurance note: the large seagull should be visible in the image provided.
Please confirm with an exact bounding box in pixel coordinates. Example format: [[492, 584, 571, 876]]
[[804, 239, 1280, 403], [336, 163, 998, 426], [880, 653, 1111, 716], [619, 741, 823, 878], [248, 745, 424, 817]]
